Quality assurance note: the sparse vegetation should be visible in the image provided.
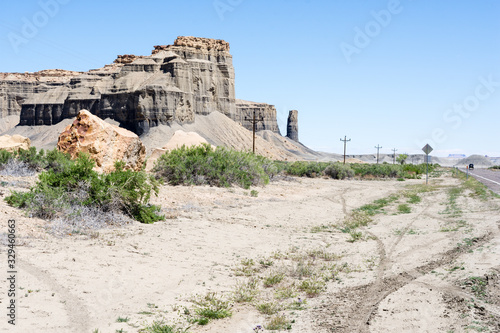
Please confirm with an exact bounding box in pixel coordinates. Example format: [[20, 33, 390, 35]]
[[5, 154, 164, 226], [139, 321, 189, 333], [357, 195, 399, 216], [263, 270, 285, 287], [455, 168, 499, 200], [282, 160, 437, 180], [298, 278, 326, 297], [188, 292, 232, 325], [397, 203, 411, 214], [0, 147, 71, 176], [265, 313, 292, 330], [463, 276, 488, 299], [284, 161, 331, 178], [153, 144, 275, 189], [256, 301, 282, 315], [324, 163, 354, 179], [233, 277, 259, 303]]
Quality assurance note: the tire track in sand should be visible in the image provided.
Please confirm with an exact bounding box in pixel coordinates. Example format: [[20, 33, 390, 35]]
[[315, 232, 494, 332], [313, 191, 497, 332], [18, 259, 91, 332]]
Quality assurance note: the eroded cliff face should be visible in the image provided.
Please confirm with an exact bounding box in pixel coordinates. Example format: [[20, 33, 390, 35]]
[[235, 99, 281, 135], [0, 37, 280, 136], [0, 70, 82, 118]]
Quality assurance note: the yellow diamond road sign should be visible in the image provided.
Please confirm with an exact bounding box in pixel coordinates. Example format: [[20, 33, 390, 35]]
[[422, 144, 433, 155]]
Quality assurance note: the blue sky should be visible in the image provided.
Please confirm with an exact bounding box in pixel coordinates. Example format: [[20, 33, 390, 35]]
[[0, 0, 499, 156]]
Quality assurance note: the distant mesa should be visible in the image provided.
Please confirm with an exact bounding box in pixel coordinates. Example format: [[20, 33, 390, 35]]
[[456, 154, 493, 168], [0, 36, 291, 139]]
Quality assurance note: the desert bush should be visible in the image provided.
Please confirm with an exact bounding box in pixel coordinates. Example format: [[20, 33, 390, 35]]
[[0, 148, 71, 175], [350, 163, 402, 178], [0, 150, 14, 165], [348, 163, 438, 179], [0, 159, 37, 177], [153, 144, 274, 189], [280, 160, 436, 180], [324, 162, 354, 179], [5, 154, 163, 224], [285, 161, 330, 177]]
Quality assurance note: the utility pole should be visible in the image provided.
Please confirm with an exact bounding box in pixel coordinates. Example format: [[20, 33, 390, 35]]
[[392, 148, 398, 164], [375, 144, 382, 164], [245, 109, 264, 154], [340, 136, 351, 164]]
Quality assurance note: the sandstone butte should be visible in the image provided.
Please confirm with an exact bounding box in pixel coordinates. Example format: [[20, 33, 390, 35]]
[[57, 110, 146, 173], [0, 36, 299, 141]]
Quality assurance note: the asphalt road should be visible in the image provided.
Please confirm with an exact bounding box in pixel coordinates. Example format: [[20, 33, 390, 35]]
[[460, 168, 500, 194]]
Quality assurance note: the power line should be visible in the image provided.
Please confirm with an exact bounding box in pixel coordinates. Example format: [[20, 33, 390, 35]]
[[340, 136, 351, 164], [375, 144, 382, 164], [245, 110, 264, 154], [392, 148, 398, 164]]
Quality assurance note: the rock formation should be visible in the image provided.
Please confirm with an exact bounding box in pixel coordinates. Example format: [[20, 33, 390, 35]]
[[57, 110, 146, 172], [286, 110, 299, 141], [0, 134, 31, 152], [235, 100, 280, 134], [0, 69, 82, 118], [1, 37, 279, 136]]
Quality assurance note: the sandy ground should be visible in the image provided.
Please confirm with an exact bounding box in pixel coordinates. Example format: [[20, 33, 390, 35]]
[[0, 171, 499, 333]]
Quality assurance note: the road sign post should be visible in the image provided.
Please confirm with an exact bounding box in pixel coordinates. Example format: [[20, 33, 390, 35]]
[[422, 144, 433, 185]]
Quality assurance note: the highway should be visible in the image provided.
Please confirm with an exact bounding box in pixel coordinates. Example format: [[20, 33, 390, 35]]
[[460, 168, 500, 194]]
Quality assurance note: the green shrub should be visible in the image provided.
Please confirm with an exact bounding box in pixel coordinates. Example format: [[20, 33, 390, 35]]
[[5, 154, 163, 224], [0, 148, 71, 176], [0, 150, 14, 164], [153, 144, 273, 189], [285, 161, 330, 177], [324, 163, 354, 179], [281, 160, 436, 180]]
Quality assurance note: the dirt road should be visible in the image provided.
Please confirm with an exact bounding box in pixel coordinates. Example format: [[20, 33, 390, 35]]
[[2, 170, 500, 333]]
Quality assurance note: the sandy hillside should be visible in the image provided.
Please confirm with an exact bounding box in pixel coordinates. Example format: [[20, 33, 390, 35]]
[[1, 169, 499, 333], [0, 112, 319, 161], [141, 111, 319, 161]]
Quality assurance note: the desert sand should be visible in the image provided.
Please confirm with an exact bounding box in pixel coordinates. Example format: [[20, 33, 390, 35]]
[[1, 169, 499, 333]]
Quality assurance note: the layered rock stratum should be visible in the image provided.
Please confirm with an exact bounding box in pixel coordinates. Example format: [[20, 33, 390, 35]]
[[0, 36, 280, 136]]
